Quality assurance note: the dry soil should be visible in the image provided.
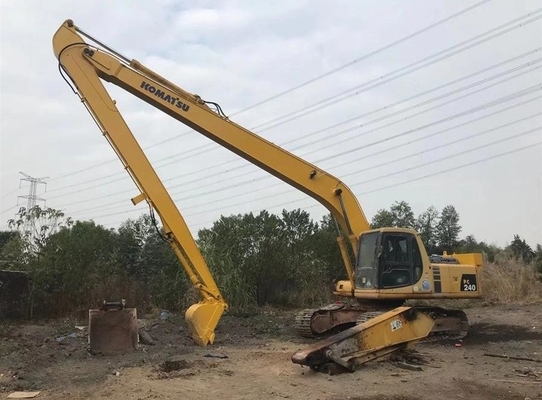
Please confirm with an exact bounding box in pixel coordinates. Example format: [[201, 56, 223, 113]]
[[1, 304, 541, 400]]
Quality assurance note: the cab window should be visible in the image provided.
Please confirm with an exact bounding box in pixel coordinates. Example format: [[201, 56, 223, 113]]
[[379, 232, 423, 288]]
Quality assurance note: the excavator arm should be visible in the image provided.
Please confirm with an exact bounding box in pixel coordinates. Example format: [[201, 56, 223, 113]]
[[53, 21, 230, 347], [53, 21, 371, 294], [53, 20, 370, 278]]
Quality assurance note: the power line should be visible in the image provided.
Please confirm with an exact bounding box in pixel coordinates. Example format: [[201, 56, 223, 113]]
[[46, 172, 128, 194], [46, 0, 494, 183], [40, 8, 540, 225], [150, 7, 542, 171], [324, 103, 542, 173], [311, 84, 541, 162], [46, 12, 542, 198], [59, 85, 542, 216], [148, 140, 542, 233], [350, 127, 540, 186], [357, 142, 541, 196], [186, 142, 542, 231], [0, 187, 21, 200], [171, 119, 542, 218], [150, 48, 542, 185], [294, 63, 541, 154], [0, 204, 20, 216], [255, 10, 542, 133], [74, 124, 540, 222], [47, 55, 541, 206], [124, 0, 498, 148], [141, 83, 542, 202]]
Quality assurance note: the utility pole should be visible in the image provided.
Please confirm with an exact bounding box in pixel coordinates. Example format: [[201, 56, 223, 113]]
[[17, 172, 48, 231]]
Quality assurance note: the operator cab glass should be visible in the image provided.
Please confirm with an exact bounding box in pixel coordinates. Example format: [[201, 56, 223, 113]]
[[355, 231, 423, 289]]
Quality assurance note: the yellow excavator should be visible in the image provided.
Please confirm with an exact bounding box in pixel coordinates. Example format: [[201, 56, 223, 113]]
[[52, 20, 484, 372]]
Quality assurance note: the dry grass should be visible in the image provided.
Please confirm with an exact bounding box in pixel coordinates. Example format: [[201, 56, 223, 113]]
[[479, 258, 542, 305], [408, 258, 542, 310]]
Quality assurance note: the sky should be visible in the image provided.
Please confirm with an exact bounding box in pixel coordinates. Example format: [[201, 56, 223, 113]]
[[0, 0, 541, 249]]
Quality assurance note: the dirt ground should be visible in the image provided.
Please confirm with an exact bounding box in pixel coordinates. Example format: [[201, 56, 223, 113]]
[[1, 303, 541, 400]]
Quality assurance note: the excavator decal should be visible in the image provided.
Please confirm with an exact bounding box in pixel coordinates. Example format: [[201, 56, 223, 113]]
[[461, 274, 478, 291], [140, 81, 190, 111]]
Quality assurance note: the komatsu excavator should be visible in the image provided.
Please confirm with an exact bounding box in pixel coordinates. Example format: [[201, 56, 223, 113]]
[[52, 20, 483, 373]]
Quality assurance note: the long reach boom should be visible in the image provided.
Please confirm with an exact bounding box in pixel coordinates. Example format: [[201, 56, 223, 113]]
[[53, 19, 371, 346]]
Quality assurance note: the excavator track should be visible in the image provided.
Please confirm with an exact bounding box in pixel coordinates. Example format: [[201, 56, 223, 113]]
[[295, 309, 318, 338], [415, 306, 470, 342], [295, 303, 470, 343], [294, 302, 394, 338]]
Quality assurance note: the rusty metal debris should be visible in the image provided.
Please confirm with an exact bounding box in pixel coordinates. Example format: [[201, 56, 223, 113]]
[[88, 299, 138, 354], [291, 307, 435, 375]]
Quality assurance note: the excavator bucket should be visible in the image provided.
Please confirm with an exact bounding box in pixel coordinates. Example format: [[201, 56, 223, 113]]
[[291, 306, 434, 374], [88, 300, 138, 354], [185, 300, 226, 346]]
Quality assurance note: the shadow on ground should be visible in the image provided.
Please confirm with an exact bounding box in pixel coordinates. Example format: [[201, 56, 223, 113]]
[[464, 322, 542, 345]]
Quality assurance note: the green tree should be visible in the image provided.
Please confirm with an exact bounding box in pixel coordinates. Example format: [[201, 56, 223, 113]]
[[7, 205, 73, 255], [3, 206, 74, 317], [198, 214, 256, 311], [534, 244, 542, 275], [0, 231, 17, 253], [35, 220, 123, 316], [312, 213, 347, 282], [197, 209, 337, 310], [279, 209, 318, 282], [117, 214, 197, 312], [390, 201, 415, 228], [371, 209, 395, 229], [458, 234, 478, 252], [197, 211, 285, 309], [370, 201, 415, 229], [436, 205, 461, 252], [507, 234, 535, 263], [415, 206, 439, 253]]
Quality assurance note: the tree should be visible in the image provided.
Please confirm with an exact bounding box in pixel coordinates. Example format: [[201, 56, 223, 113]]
[[390, 201, 415, 228], [7, 205, 73, 255], [197, 211, 284, 309], [436, 205, 461, 252], [312, 213, 346, 282], [370, 201, 415, 229], [279, 208, 319, 281], [458, 234, 478, 252], [371, 209, 395, 229], [33, 220, 123, 316], [507, 234, 535, 263], [415, 206, 439, 253], [535, 244, 542, 275], [0, 231, 17, 253]]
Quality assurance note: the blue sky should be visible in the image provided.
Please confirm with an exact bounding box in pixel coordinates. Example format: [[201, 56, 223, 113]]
[[1, 0, 541, 248]]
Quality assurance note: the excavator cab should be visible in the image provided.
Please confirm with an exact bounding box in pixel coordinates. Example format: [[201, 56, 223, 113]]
[[356, 229, 424, 290]]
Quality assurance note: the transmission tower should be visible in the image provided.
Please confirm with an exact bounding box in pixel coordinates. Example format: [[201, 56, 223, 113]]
[[17, 172, 48, 231]]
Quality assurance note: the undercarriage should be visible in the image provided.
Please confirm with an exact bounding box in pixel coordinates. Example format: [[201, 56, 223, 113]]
[[295, 300, 469, 342]]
